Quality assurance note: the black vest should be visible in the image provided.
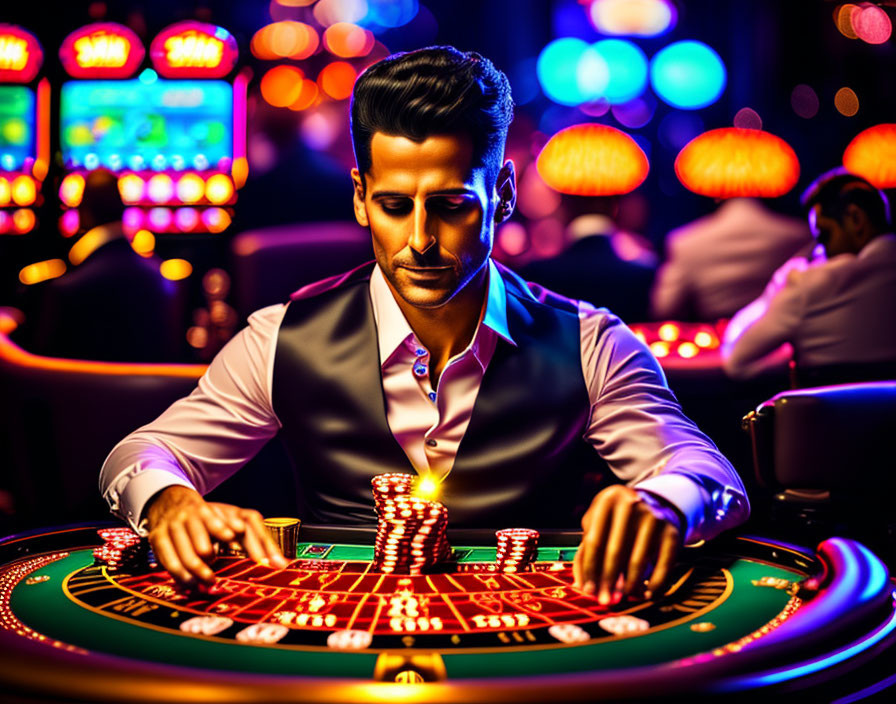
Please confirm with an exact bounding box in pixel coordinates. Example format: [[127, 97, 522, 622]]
[[272, 262, 609, 528]]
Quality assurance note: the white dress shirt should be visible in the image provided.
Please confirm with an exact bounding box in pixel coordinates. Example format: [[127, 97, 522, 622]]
[[100, 260, 749, 544], [723, 234, 896, 379]]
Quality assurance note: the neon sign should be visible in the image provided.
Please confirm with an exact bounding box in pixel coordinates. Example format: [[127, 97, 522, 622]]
[[0, 25, 43, 83], [151, 21, 238, 78], [60, 23, 145, 79]]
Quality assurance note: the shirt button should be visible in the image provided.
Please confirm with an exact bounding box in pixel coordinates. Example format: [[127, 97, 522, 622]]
[[414, 347, 427, 357], [413, 363, 427, 377], [428, 391, 437, 403], [425, 439, 438, 447]]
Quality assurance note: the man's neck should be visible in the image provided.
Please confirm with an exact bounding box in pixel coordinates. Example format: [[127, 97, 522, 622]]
[[392, 264, 489, 387]]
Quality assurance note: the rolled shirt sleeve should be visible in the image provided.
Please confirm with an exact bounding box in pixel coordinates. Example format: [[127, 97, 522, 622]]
[[579, 302, 750, 544], [98, 304, 286, 534]]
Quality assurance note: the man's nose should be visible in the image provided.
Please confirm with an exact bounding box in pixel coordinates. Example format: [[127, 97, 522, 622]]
[[408, 203, 436, 255]]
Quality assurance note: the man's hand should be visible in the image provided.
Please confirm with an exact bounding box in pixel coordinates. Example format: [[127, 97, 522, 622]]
[[145, 486, 288, 586], [573, 485, 680, 605]]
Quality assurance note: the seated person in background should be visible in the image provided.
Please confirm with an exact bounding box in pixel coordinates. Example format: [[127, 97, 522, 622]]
[[650, 197, 813, 322], [722, 169, 896, 381], [518, 194, 657, 322], [100, 46, 749, 606], [18, 168, 186, 362]]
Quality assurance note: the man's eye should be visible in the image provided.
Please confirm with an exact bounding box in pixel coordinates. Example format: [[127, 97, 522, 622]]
[[435, 198, 472, 212], [381, 202, 411, 215]]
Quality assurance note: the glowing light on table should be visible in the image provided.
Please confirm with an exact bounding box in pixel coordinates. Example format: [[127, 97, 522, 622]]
[[650, 40, 726, 109], [675, 127, 800, 198], [318, 61, 357, 100], [536, 123, 649, 196], [834, 86, 860, 117], [261, 65, 305, 108], [160, 258, 192, 281], [588, 0, 677, 37], [592, 39, 648, 104], [677, 342, 699, 358], [694, 330, 716, 348], [147, 174, 174, 204], [204, 174, 234, 204], [19, 258, 65, 285], [843, 123, 896, 188], [649, 341, 670, 358], [537, 38, 609, 107], [117, 174, 145, 204], [657, 322, 680, 342]]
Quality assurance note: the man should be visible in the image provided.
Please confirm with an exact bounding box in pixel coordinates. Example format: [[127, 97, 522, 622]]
[[722, 169, 896, 380], [100, 47, 748, 607], [651, 197, 813, 322]]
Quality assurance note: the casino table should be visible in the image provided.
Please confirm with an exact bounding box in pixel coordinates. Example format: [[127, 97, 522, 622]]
[[1, 523, 895, 702]]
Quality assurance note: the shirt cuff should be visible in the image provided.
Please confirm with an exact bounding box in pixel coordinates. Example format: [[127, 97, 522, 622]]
[[634, 473, 710, 545], [106, 468, 196, 536]]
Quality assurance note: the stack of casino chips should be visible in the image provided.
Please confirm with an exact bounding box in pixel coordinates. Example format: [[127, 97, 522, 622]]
[[93, 527, 148, 572], [495, 528, 539, 573], [371, 474, 451, 574]]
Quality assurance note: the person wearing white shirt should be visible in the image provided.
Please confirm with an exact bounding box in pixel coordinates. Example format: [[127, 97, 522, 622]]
[[723, 169, 896, 380], [100, 46, 749, 608]]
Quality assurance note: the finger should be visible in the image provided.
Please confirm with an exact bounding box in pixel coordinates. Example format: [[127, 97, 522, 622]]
[[209, 503, 246, 535], [646, 523, 680, 597], [599, 499, 636, 605], [197, 503, 236, 542], [622, 513, 660, 599], [579, 503, 613, 595], [243, 511, 288, 568], [186, 515, 215, 562], [149, 527, 193, 586], [170, 521, 215, 584], [572, 540, 583, 588]]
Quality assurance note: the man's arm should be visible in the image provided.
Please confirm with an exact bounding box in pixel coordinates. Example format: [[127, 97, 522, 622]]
[[99, 304, 288, 584], [575, 305, 750, 603]]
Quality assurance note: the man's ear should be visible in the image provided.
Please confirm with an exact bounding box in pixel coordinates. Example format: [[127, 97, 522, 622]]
[[494, 159, 517, 224], [844, 203, 872, 248], [351, 168, 369, 227]]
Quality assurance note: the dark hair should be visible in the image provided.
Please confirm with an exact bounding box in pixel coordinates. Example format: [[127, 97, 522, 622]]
[[350, 46, 513, 187], [801, 167, 890, 230], [80, 168, 125, 231]]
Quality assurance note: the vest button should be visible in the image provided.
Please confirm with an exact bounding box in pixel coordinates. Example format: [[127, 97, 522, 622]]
[[413, 363, 427, 377], [428, 391, 437, 402], [425, 439, 438, 447]]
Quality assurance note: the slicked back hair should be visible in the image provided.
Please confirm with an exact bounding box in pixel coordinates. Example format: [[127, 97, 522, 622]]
[[350, 46, 513, 189], [801, 167, 891, 231]]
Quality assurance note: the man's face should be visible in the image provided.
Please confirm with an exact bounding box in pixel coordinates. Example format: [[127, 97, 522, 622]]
[[809, 204, 854, 258], [351, 132, 498, 309]]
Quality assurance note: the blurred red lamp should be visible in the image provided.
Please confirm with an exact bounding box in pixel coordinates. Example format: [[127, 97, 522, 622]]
[[675, 127, 800, 198], [842, 123, 896, 188], [536, 123, 649, 196]]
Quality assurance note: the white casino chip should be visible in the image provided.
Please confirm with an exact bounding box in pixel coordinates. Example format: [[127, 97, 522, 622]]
[[548, 623, 590, 643], [598, 615, 650, 635], [179, 615, 233, 636], [235, 623, 290, 644], [327, 629, 374, 651]]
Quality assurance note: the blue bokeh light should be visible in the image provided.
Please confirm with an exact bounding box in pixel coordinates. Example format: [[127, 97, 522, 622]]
[[364, 0, 419, 30], [537, 38, 609, 107], [650, 40, 726, 109], [593, 39, 648, 104]]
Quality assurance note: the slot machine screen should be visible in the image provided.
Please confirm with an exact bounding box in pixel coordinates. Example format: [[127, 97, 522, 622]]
[[60, 79, 233, 172], [0, 85, 36, 171]]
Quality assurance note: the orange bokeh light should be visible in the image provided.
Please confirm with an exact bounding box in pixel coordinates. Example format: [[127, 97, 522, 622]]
[[323, 23, 375, 58], [657, 322, 680, 342], [536, 123, 649, 196], [834, 87, 860, 117], [843, 123, 896, 188], [261, 65, 305, 108], [318, 61, 357, 101], [19, 258, 65, 285], [12, 208, 35, 233], [835, 3, 861, 39], [287, 79, 320, 111], [59, 173, 86, 207], [118, 174, 145, 203], [11, 175, 36, 206], [0, 177, 10, 205], [160, 258, 193, 281], [176, 173, 205, 203], [253, 21, 319, 61], [674, 127, 800, 198], [205, 174, 234, 204]]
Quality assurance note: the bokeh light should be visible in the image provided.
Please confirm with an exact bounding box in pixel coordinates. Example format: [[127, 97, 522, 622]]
[[675, 127, 800, 198], [363, 0, 419, 29], [517, 163, 562, 219], [131, 229, 156, 256], [175, 207, 200, 231], [202, 207, 232, 232], [592, 39, 648, 104], [835, 3, 861, 39], [252, 22, 319, 60], [19, 259, 65, 284], [791, 84, 820, 119], [288, 80, 321, 111], [12, 208, 35, 233], [59, 173, 86, 208], [0, 178, 9, 206], [536, 123, 649, 196], [529, 217, 565, 258], [205, 174, 235, 204], [301, 109, 342, 150], [147, 173, 174, 203], [323, 22, 375, 58], [658, 322, 680, 342], [853, 3, 892, 44], [611, 96, 655, 129], [496, 221, 529, 257], [117, 174, 145, 203], [677, 342, 699, 358], [261, 65, 305, 108], [176, 173, 205, 203], [650, 40, 726, 109], [649, 340, 670, 358], [148, 207, 173, 230], [11, 175, 36, 206], [60, 208, 80, 236], [733, 107, 762, 130], [537, 38, 609, 107], [160, 258, 193, 281], [589, 0, 677, 37], [842, 123, 896, 188], [318, 61, 357, 100], [835, 87, 860, 116], [314, 0, 370, 27]]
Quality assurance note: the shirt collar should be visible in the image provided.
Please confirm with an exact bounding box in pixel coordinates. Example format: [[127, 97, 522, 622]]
[[369, 259, 516, 368], [859, 233, 896, 259]]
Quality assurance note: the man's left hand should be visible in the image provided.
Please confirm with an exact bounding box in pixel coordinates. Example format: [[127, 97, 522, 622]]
[[573, 485, 680, 604]]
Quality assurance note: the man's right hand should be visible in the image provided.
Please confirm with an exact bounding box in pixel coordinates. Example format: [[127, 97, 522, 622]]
[[145, 486, 288, 586]]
